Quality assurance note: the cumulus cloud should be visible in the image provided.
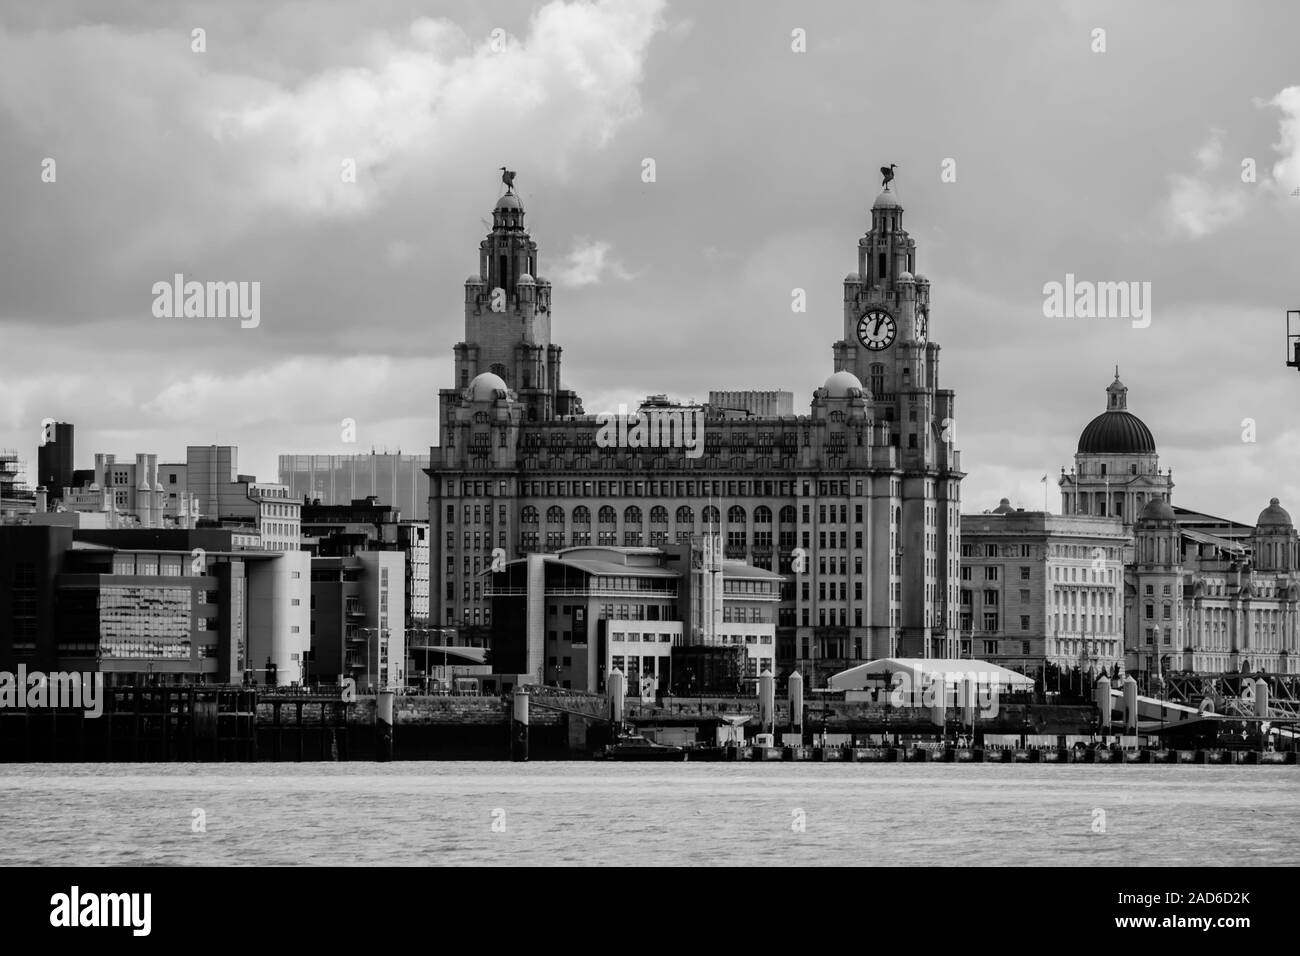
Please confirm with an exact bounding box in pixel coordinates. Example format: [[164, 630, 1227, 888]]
[[1161, 87, 1300, 239], [1164, 175, 1250, 239], [207, 0, 665, 219], [1163, 129, 1250, 239], [0, 0, 666, 258], [553, 238, 635, 287], [1193, 127, 1226, 171], [1266, 85, 1300, 196]]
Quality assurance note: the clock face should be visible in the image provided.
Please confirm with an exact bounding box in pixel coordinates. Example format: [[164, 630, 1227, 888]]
[[857, 309, 897, 351], [916, 310, 928, 345]]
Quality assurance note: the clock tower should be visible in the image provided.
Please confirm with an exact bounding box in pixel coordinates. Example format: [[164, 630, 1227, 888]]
[[822, 179, 963, 659], [440, 186, 584, 439], [832, 182, 952, 472]]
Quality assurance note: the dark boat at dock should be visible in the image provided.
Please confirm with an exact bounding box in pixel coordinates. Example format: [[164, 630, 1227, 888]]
[[596, 733, 689, 761]]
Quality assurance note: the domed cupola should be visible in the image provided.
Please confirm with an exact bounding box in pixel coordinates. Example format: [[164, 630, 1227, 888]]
[[1135, 496, 1180, 568], [493, 190, 524, 226], [1077, 372, 1157, 454], [1138, 497, 1176, 525], [820, 370, 867, 399], [872, 186, 901, 211], [813, 370, 871, 424], [1253, 498, 1298, 572], [466, 372, 511, 403], [1061, 368, 1173, 524], [1257, 497, 1293, 528]]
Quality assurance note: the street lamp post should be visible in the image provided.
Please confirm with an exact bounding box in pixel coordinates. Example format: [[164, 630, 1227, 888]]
[[357, 626, 391, 693]]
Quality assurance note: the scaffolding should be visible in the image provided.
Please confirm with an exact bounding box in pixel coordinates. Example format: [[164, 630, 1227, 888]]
[[0, 449, 32, 496]]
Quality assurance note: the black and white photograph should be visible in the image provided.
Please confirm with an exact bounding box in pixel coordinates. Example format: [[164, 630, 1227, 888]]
[[0, 0, 1296, 922]]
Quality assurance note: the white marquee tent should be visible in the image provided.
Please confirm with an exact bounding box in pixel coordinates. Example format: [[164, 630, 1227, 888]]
[[827, 658, 1036, 692]]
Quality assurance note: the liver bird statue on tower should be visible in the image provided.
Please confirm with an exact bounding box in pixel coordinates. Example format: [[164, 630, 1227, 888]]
[[500, 166, 517, 193], [880, 163, 897, 189]]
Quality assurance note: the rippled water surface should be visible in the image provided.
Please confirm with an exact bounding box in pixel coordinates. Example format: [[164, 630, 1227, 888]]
[[1, 763, 1296, 866]]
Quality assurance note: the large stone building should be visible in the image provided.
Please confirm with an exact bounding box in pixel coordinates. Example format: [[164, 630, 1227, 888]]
[[1128, 497, 1299, 678], [428, 179, 964, 685], [1059, 373, 1299, 680], [959, 500, 1130, 678], [960, 371, 1300, 684]]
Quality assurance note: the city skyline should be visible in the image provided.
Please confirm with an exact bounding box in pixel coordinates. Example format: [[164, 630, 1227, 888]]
[[2, 0, 1299, 526]]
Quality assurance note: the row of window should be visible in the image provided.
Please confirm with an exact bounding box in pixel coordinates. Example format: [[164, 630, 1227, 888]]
[[974, 640, 1034, 656], [445, 476, 917, 501]]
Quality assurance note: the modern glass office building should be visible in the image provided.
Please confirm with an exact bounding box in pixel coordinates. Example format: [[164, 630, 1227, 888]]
[[278, 454, 430, 520]]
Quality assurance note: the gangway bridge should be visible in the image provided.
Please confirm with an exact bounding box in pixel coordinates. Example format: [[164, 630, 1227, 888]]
[[1097, 674, 1299, 745]]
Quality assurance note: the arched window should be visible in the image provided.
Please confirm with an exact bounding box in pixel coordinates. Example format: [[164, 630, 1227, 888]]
[[624, 506, 643, 524], [572, 506, 591, 525], [650, 506, 668, 524], [779, 505, 796, 524], [546, 506, 564, 525], [676, 505, 694, 525], [754, 506, 772, 524], [703, 505, 720, 526], [728, 505, 746, 525], [521, 506, 538, 525], [598, 506, 617, 524]]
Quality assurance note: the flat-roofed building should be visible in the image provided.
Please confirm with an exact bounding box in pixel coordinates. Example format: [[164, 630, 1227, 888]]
[[309, 551, 405, 691], [707, 390, 794, 419], [0, 525, 309, 685], [960, 500, 1130, 679], [279, 453, 430, 520], [187, 446, 299, 550], [487, 538, 780, 693]]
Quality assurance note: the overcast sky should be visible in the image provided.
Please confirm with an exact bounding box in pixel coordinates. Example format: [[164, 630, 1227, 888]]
[[2, 0, 1298, 525]]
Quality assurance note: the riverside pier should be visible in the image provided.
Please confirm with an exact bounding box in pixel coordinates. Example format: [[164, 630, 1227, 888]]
[[1, 674, 1297, 764]]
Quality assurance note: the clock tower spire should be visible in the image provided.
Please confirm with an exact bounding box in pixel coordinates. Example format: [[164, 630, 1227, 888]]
[[440, 173, 584, 437], [831, 175, 953, 475]]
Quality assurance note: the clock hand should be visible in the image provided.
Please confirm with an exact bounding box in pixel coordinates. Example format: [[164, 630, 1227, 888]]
[[873, 316, 885, 336]]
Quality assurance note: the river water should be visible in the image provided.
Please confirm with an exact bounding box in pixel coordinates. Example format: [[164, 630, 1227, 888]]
[[1, 764, 1295, 866]]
